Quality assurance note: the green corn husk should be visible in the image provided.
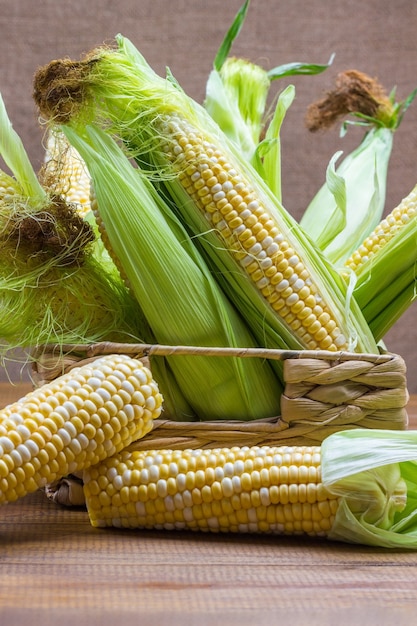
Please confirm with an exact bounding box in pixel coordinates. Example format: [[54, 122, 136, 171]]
[[33, 35, 378, 357], [301, 125, 393, 264], [0, 92, 149, 364], [300, 70, 416, 266], [365, 278, 416, 342], [205, 56, 272, 168], [62, 123, 283, 422], [349, 208, 417, 341], [205, 58, 295, 203], [321, 429, 417, 548]]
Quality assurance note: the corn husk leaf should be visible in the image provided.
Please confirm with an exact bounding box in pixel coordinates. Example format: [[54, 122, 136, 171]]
[[63, 123, 283, 422], [256, 84, 295, 202], [322, 429, 417, 548], [307, 150, 347, 250], [204, 63, 265, 167], [0, 93, 46, 202], [301, 126, 393, 265]]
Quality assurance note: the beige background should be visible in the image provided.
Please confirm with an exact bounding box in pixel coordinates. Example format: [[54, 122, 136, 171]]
[[0, 0, 416, 391]]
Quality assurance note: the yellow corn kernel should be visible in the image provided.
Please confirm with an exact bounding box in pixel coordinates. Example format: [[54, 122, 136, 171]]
[[0, 354, 162, 504], [84, 444, 339, 536], [345, 184, 417, 273]]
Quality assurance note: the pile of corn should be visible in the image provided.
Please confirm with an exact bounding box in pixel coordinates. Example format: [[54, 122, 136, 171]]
[[0, 0, 417, 547]]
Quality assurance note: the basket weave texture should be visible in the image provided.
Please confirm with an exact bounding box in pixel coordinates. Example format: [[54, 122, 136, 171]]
[[32, 342, 409, 449]]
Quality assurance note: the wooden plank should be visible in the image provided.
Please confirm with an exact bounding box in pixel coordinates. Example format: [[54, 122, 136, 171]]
[[2, 491, 417, 626], [2, 489, 417, 626]]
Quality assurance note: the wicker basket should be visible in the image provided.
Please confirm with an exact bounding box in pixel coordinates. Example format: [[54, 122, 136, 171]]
[[31, 341, 409, 449]]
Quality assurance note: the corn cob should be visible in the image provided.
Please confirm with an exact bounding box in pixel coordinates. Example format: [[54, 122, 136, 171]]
[[158, 113, 352, 352], [343, 184, 417, 340], [33, 35, 378, 356], [83, 430, 413, 548], [42, 129, 91, 218], [0, 94, 146, 353], [83, 444, 340, 534], [345, 184, 417, 273], [0, 354, 162, 504]]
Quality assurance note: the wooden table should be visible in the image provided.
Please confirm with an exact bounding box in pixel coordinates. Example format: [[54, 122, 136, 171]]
[[1, 384, 417, 626]]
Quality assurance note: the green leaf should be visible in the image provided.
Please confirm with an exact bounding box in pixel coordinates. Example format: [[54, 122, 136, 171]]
[[267, 54, 335, 81], [321, 429, 417, 548], [256, 84, 295, 202], [396, 86, 417, 128], [314, 152, 347, 249], [213, 0, 250, 71], [0, 93, 46, 202]]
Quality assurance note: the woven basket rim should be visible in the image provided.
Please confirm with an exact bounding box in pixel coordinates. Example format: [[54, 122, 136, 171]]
[[29, 341, 409, 449], [31, 341, 401, 364]]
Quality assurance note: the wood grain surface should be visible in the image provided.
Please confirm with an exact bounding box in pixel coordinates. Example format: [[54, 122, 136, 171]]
[[0, 386, 417, 626]]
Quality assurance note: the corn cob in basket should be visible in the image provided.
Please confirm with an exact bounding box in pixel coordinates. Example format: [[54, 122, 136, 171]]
[[33, 34, 378, 359]]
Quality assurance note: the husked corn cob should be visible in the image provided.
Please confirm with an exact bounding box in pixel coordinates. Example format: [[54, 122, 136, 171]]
[[345, 184, 417, 273], [160, 115, 349, 352], [43, 129, 91, 217], [0, 354, 162, 504], [83, 444, 340, 535], [60, 124, 284, 422]]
